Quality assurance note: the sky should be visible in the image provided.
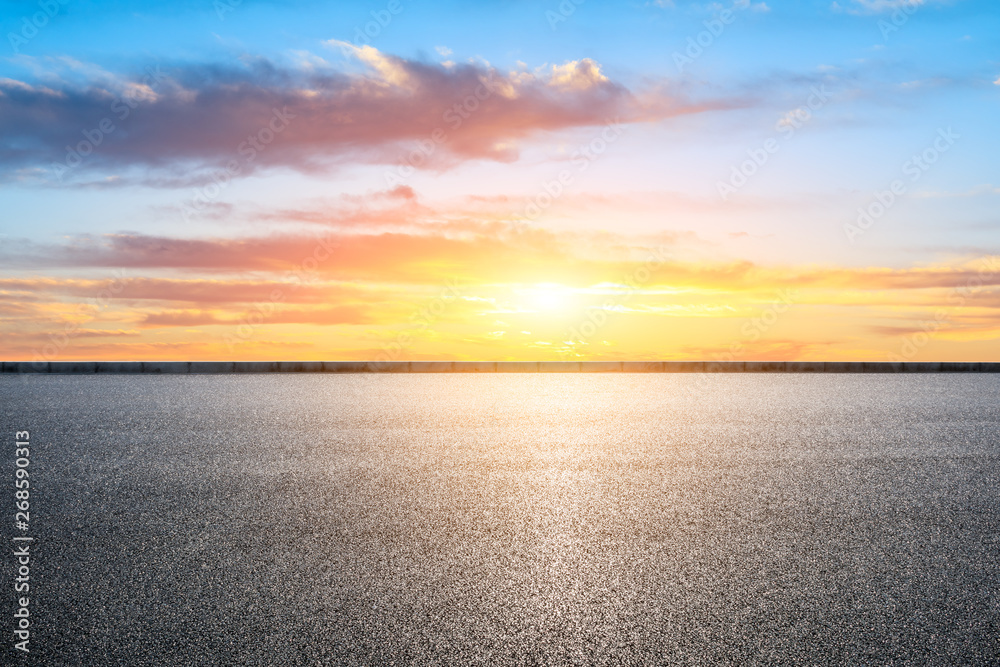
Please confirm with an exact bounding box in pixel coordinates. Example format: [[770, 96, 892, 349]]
[[1, 0, 998, 362]]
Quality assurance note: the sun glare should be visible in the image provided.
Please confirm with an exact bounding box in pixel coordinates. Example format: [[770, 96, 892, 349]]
[[524, 283, 574, 311]]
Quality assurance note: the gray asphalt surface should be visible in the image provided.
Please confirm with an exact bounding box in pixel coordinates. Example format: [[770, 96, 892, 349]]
[[2, 374, 999, 665]]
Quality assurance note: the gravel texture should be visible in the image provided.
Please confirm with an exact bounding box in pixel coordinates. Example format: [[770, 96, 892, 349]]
[[2, 374, 999, 665]]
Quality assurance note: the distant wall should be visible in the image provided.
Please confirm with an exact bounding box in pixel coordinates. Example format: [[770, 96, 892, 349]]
[[3, 361, 999, 373]]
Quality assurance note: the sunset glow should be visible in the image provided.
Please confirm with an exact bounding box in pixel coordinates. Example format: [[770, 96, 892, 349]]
[[2, 1, 998, 363]]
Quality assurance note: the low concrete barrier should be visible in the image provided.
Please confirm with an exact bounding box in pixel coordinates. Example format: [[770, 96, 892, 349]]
[[410, 362, 454, 373], [824, 362, 866, 373], [60, 362, 98, 373], [94, 362, 140, 373], [452, 362, 497, 373], [275, 361, 324, 373], [3, 361, 998, 374], [903, 362, 942, 373], [539, 362, 582, 372], [579, 361, 623, 372], [663, 362, 705, 373], [137, 361, 185, 373], [233, 362, 280, 373], [322, 362, 368, 373], [744, 361, 786, 373], [785, 362, 825, 372], [705, 361, 745, 372], [4, 361, 50, 373], [863, 362, 902, 373], [498, 362, 541, 372], [189, 362, 236, 374], [622, 361, 663, 372]]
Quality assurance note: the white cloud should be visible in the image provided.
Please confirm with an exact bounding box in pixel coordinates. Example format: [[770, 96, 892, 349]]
[[911, 184, 1000, 199], [847, 0, 927, 13], [323, 40, 411, 86], [546, 59, 609, 91], [435, 46, 452, 57], [776, 107, 811, 129], [736, 0, 771, 12], [733, 0, 770, 11]]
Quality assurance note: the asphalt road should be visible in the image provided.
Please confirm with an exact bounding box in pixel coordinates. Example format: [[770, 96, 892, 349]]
[[2, 374, 998, 665]]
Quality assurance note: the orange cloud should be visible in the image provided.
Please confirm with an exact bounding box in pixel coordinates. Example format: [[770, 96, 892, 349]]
[[2, 212, 997, 363]]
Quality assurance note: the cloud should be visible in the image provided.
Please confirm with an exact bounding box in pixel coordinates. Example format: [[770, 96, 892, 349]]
[[733, 0, 771, 11], [0, 329, 139, 341], [546, 59, 609, 91], [843, 0, 927, 13], [679, 339, 834, 361], [0, 276, 377, 306], [867, 320, 1000, 342], [0, 49, 729, 183], [0, 229, 597, 283], [5, 224, 1000, 295], [140, 310, 226, 327], [910, 183, 1000, 199], [140, 306, 377, 327], [3, 231, 998, 361]]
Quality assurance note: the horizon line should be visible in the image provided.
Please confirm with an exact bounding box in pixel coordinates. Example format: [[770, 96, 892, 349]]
[[4, 361, 1000, 374]]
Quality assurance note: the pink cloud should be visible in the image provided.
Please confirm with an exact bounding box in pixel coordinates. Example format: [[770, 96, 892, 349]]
[[0, 52, 736, 182]]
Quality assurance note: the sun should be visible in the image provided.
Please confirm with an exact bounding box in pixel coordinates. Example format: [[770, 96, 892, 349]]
[[524, 283, 574, 311]]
